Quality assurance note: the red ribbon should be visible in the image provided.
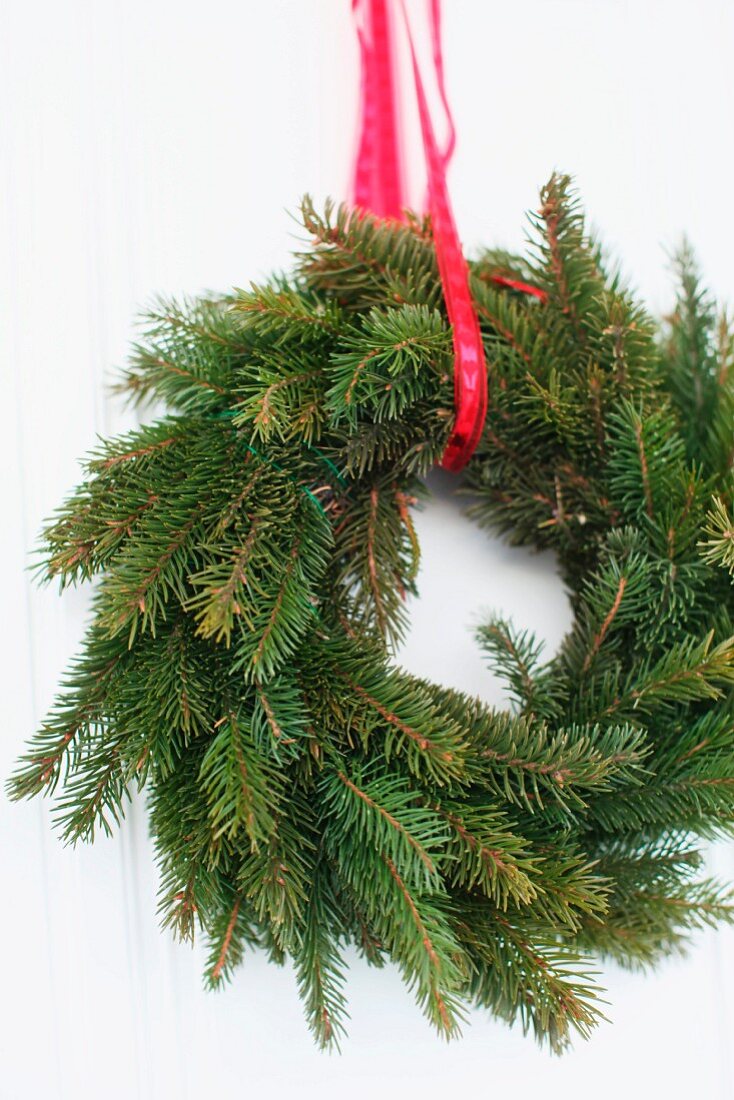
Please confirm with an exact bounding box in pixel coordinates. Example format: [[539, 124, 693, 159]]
[[351, 2, 547, 467], [489, 273, 548, 302], [351, 0, 487, 471], [352, 0, 406, 220], [401, 5, 488, 470]]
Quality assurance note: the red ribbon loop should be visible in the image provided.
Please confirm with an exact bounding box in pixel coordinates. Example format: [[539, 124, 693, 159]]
[[351, 0, 487, 471]]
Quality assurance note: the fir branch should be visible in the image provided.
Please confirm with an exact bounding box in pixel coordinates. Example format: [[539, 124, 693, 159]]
[[199, 713, 278, 849], [293, 860, 349, 1048], [699, 496, 734, 576]]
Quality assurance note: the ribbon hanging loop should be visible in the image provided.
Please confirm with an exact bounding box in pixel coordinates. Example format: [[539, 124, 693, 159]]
[[351, 0, 488, 471]]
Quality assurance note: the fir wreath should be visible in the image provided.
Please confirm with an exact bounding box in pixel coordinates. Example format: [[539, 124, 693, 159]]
[[10, 174, 734, 1050]]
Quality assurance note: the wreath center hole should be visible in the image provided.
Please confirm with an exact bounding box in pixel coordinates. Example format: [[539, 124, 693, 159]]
[[397, 470, 573, 706]]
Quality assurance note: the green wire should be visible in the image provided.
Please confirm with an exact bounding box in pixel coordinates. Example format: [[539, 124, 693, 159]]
[[210, 408, 347, 517]]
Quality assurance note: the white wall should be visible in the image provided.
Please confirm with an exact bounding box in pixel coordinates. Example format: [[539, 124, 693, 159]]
[[2, 2, 733, 1098]]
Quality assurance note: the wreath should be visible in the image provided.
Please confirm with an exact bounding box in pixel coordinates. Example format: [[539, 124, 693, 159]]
[[10, 175, 734, 1050]]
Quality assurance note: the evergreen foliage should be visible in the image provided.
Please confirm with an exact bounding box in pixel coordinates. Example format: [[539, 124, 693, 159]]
[[10, 174, 734, 1051]]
